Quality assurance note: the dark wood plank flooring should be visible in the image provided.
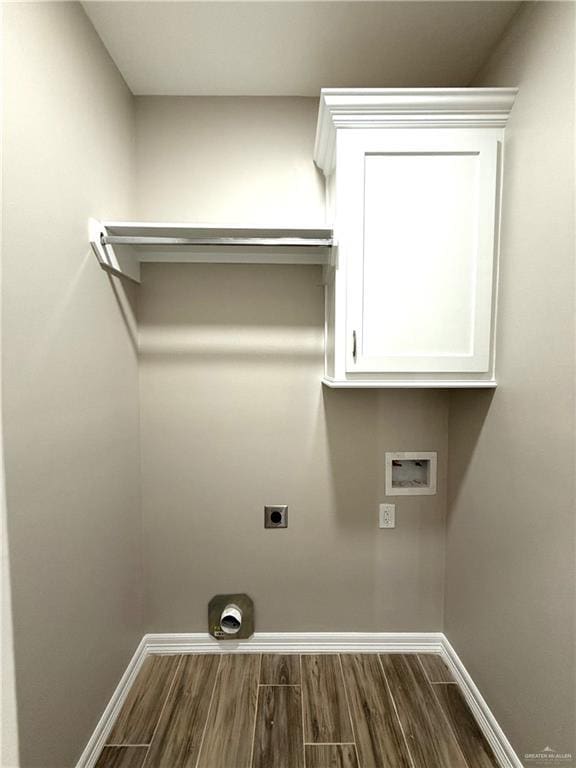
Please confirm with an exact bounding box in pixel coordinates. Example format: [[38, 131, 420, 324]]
[[261, 654, 301, 686], [107, 655, 181, 745], [196, 654, 260, 768], [301, 655, 353, 744], [380, 653, 467, 768], [340, 653, 411, 768], [418, 652, 454, 683], [305, 744, 358, 768], [95, 746, 148, 768], [96, 652, 499, 768], [143, 654, 220, 768], [433, 683, 500, 768], [253, 684, 304, 768]]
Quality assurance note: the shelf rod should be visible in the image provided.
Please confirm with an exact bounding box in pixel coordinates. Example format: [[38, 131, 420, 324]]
[[101, 235, 333, 248]]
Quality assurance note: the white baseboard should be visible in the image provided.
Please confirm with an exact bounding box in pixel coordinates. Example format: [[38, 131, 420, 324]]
[[76, 631, 522, 768], [75, 636, 148, 768], [439, 636, 524, 768], [145, 631, 444, 655]]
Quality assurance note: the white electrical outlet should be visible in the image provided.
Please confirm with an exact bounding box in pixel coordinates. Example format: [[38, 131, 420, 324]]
[[379, 503, 396, 529]]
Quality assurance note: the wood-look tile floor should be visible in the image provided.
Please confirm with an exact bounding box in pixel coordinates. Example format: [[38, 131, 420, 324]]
[[95, 653, 499, 768]]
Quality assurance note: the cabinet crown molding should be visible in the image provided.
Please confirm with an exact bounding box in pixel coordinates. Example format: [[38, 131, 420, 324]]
[[314, 87, 518, 173]]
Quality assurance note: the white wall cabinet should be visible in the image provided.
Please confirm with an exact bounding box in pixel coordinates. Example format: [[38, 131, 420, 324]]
[[315, 88, 517, 387]]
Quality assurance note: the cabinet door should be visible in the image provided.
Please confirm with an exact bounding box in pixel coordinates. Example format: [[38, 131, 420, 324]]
[[342, 130, 500, 374]]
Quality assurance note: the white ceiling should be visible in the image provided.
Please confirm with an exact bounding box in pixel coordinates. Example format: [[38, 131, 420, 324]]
[[83, 1, 520, 96]]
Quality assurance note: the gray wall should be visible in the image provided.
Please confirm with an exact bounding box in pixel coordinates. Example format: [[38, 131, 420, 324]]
[[2, 4, 142, 766], [135, 96, 326, 225], [446, 2, 576, 763], [135, 97, 449, 633]]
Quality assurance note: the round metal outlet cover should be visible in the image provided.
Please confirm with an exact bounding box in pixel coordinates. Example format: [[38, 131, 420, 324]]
[[208, 593, 254, 640]]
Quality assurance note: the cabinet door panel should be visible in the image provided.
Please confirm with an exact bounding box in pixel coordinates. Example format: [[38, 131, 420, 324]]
[[344, 131, 499, 374]]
